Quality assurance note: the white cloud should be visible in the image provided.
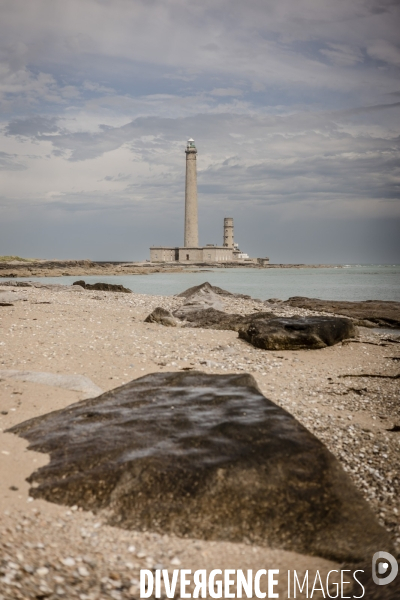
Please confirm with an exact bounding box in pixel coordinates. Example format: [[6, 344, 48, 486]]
[[367, 40, 400, 66], [319, 43, 363, 67], [0, 0, 399, 260], [209, 88, 244, 97], [2, 104, 399, 219]]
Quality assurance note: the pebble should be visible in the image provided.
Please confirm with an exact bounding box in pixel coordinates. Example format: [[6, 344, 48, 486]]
[[61, 557, 75, 567]]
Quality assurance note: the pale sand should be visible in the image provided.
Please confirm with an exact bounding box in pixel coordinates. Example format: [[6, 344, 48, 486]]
[[0, 284, 399, 599]]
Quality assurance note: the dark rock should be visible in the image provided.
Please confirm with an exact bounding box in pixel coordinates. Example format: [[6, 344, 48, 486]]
[[176, 281, 251, 299], [144, 307, 178, 327], [146, 302, 275, 332], [173, 282, 272, 327], [239, 316, 356, 350], [284, 297, 400, 329], [8, 371, 391, 562], [72, 280, 132, 293], [177, 307, 276, 332]]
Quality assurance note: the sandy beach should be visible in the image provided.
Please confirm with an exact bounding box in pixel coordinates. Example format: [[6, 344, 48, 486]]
[[0, 283, 399, 599]]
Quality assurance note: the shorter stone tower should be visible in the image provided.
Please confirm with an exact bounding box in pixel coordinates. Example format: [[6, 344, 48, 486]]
[[223, 217, 234, 248]]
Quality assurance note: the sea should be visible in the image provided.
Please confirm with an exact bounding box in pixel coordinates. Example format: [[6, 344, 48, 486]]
[[7, 264, 400, 302]]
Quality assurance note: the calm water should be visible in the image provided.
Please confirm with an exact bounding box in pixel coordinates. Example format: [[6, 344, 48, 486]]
[[7, 265, 400, 301]]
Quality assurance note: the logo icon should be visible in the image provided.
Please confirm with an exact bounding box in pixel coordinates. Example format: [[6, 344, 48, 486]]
[[372, 551, 398, 586]]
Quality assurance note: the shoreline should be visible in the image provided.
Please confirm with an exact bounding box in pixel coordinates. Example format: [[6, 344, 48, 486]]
[[0, 259, 347, 279], [0, 283, 399, 598]]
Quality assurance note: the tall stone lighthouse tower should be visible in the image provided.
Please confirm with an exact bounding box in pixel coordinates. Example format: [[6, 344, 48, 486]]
[[184, 138, 199, 247]]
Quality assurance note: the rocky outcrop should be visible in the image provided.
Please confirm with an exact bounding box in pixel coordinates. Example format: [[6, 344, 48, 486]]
[[72, 280, 132, 293], [173, 283, 225, 318], [283, 297, 400, 328], [145, 304, 276, 331], [0, 281, 84, 291], [239, 316, 356, 350], [173, 282, 261, 324], [9, 371, 391, 562], [165, 281, 275, 330], [0, 261, 190, 278], [142, 283, 277, 331], [0, 259, 95, 271], [144, 307, 178, 327], [176, 281, 251, 299], [177, 307, 276, 331]]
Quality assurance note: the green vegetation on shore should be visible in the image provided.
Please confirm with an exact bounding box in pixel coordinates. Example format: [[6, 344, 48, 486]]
[[0, 256, 35, 262]]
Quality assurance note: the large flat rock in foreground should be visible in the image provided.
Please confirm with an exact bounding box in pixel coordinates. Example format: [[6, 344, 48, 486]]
[[283, 297, 400, 328], [8, 372, 391, 562]]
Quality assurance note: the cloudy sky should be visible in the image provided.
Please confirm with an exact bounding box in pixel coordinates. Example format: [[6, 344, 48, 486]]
[[1, 0, 399, 263]]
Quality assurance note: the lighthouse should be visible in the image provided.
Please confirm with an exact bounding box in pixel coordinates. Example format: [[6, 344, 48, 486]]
[[184, 138, 199, 247], [149, 138, 261, 264]]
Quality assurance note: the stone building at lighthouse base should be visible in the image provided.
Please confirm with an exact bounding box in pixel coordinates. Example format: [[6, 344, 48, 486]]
[[150, 245, 235, 264]]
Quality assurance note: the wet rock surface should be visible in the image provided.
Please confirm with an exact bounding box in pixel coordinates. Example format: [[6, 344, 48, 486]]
[[283, 297, 400, 328], [8, 371, 391, 563], [73, 280, 132, 293], [144, 306, 178, 327], [239, 316, 356, 350]]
